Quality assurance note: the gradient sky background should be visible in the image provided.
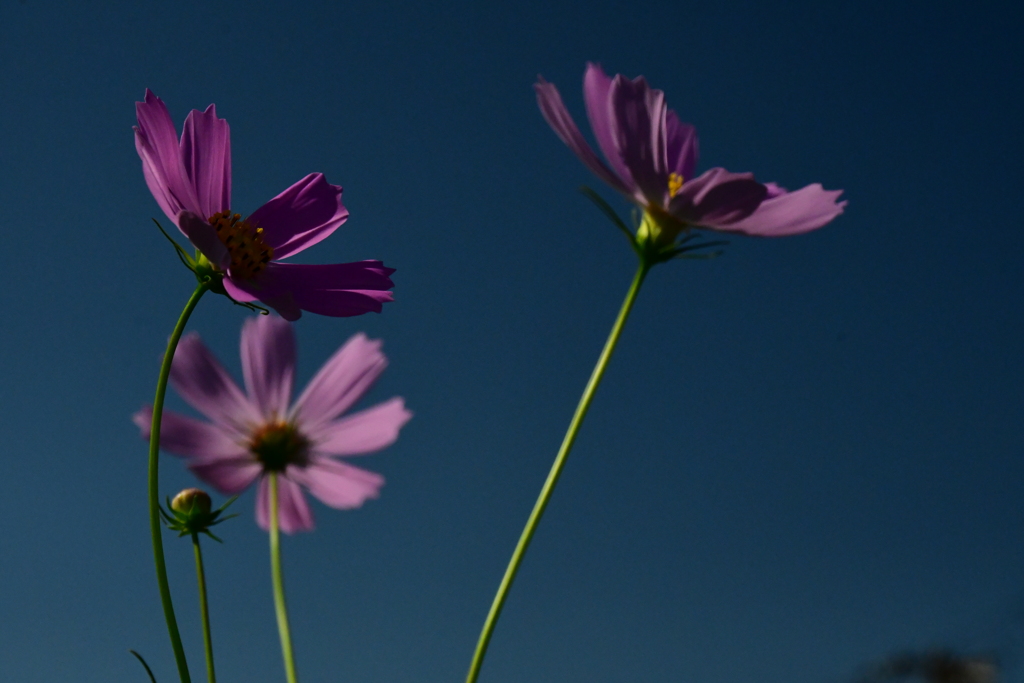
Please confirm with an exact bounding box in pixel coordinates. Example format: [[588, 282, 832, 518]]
[[1, 1, 1022, 682]]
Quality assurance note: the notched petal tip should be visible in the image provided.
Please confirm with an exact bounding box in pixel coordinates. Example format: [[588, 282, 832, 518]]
[[711, 183, 846, 237]]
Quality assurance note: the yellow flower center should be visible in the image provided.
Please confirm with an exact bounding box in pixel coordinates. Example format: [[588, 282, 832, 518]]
[[208, 211, 275, 279], [249, 421, 309, 472], [668, 173, 685, 198]]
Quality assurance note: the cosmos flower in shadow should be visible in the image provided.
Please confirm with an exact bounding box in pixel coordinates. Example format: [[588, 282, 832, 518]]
[[135, 315, 412, 533], [535, 63, 846, 254], [135, 90, 395, 320]]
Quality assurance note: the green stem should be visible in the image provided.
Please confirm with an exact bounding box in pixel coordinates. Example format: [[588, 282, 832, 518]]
[[149, 282, 209, 683], [191, 533, 217, 683], [465, 260, 651, 683], [269, 472, 300, 683]]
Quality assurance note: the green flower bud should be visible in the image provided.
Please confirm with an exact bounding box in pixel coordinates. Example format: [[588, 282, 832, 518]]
[[171, 488, 212, 516], [161, 489, 238, 541]]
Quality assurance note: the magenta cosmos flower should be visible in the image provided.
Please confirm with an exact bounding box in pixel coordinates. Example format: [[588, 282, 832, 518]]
[[535, 64, 846, 249], [135, 90, 395, 321], [134, 315, 412, 533]]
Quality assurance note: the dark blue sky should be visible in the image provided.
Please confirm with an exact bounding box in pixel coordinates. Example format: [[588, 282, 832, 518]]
[[1, 1, 1022, 682]]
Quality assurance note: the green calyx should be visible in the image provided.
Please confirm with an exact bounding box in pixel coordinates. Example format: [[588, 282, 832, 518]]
[[192, 252, 228, 295], [151, 218, 272, 314], [578, 186, 729, 266], [160, 489, 239, 542]]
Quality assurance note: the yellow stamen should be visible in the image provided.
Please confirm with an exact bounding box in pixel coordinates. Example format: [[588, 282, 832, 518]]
[[668, 173, 685, 198], [207, 211, 274, 279]]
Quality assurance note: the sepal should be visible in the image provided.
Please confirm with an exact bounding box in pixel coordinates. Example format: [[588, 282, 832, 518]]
[[160, 488, 239, 541]]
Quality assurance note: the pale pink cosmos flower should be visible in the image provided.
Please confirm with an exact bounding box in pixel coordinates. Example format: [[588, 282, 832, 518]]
[[135, 90, 395, 321], [135, 315, 412, 533]]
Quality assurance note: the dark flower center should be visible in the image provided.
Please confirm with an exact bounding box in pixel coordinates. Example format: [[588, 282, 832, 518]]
[[208, 211, 275, 279], [249, 422, 309, 471]]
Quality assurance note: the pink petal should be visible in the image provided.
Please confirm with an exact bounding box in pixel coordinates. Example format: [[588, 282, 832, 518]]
[[290, 288, 394, 317], [178, 211, 230, 269], [133, 406, 248, 458], [246, 173, 349, 260], [256, 474, 315, 533], [582, 62, 637, 192], [240, 315, 296, 420], [665, 109, 699, 181], [258, 261, 396, 291], [290, 333, 387, 428], [169, 332, 260, 432], [309, 397, 412, 456], [609, 74, 671, 208], [134, 90, 203, 226], [289, 458, 384, 510], [534, 77, 633, 197], [190, 457, 263, 495], [224, 275, 304, 321], [668, 167, 767, 228], [180, 104, 231, 220], [712, 183, 846, 236]]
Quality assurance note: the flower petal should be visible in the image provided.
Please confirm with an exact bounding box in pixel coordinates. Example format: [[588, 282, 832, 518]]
[[290, 333, 387, 428], [258, 261, 396, 291], [241, 315, 296, 420], [190, 457, 262, 495], [711, 183, 846, 236], [289, 457, 384, 510], [134, 90, 203, 225], [246, 174, 349, 260], [227, 262, 395, 320], [223, 277, 304, 321], [534, 77, 633, 196], [665, 109, 699, 181], [169, 332, 260, 431], [583, 62, 637, 192], [609, 74, 670, 207], [180, 104, 231, 220], [178, 211, 230, 269], [669, 167, 767, 228], [256, 474, 315, 533], [290, 288, 394, 317], [309, 397, 412, 456], [133, 406, 248, 458]]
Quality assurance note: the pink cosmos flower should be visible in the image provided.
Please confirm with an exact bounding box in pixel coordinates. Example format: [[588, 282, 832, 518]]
[[135, 90, 395, 321], [134, 315, 412, 533], [535, 64, 846, 248]]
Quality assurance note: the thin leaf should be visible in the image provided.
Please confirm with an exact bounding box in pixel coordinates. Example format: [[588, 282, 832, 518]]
[[671, 239, 729, 256], [203, 529, 224, 543], [674, 250, 724, 260], [129, 650, 158, 683], [151, 219, 196, 269], [578, 186, 637, 250]]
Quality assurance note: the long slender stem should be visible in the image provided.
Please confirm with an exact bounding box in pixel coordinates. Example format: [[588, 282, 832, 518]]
[[191, 533, 217, 683], [269, 472, 299, 683], [149, 282, 209, 683], [465, 260, 651, 683]]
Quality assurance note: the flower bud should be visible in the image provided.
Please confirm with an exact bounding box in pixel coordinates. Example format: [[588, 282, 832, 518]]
[[171, 488, 212, 516]]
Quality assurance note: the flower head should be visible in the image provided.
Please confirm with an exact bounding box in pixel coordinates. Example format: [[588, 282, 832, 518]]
[[535, 64, 846, 252], [134, 315, 412, 533], [135, 90, 395, 320]]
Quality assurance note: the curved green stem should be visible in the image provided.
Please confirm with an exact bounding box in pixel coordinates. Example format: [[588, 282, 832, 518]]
[[465, 260, 651, 683], [269, 473, 299, 683], [191, 533, 217, 683], [149, 282, 209, 683]]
